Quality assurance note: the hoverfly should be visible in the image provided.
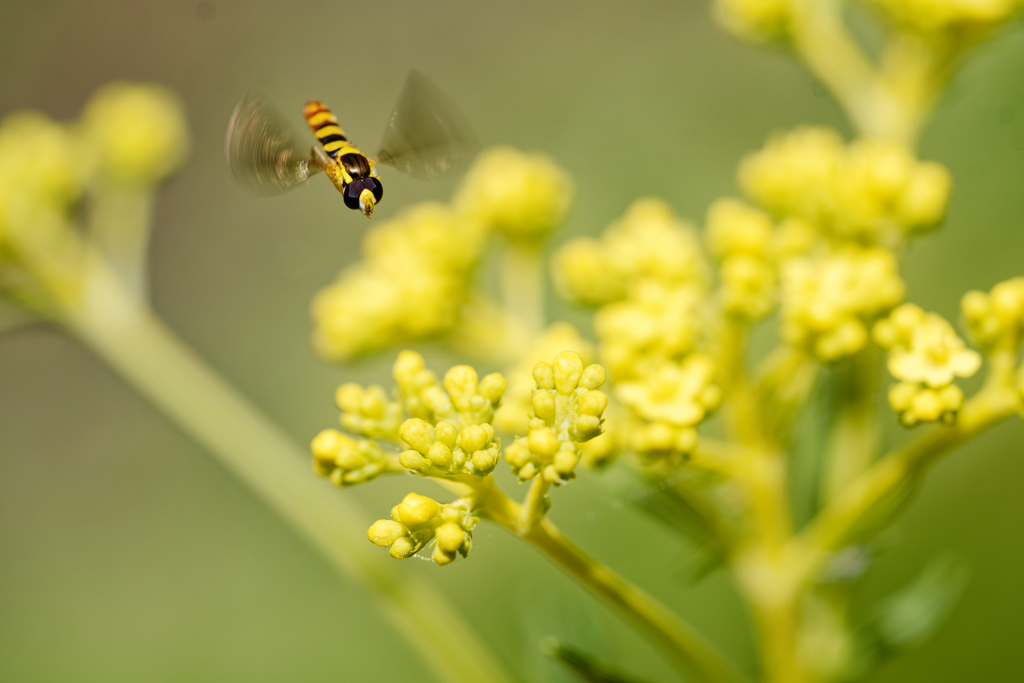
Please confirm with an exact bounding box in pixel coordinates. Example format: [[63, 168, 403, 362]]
[[225, 71, 475, 219]]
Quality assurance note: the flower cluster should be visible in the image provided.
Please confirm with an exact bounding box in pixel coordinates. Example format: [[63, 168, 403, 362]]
[[705, 198, 779, 320], [0, 83, 186, 257], [311, 203, 485, 361], [781, 246, 905, 361], [313, 145, 574, 362], [504, 351, 608, 483], [617, 354, 722, 463], [368, 493, 477, 565], [554, 197, 708, 307], [311, 429, 390, 485], [493, 322, 594, 433], [740, 127, 952, 246], [874, 304, 981, 425], [868, 0, 1024, 34], [454, 145, 573, 243], [961, 277, 1024, 350], [713, 0, 790, 42]]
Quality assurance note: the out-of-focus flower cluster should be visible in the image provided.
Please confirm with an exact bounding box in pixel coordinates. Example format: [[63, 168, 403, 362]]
[[740, 127, 951, 247], [781, 246, 905, 361], [962, 277, 1024, 350], [874, 304, 981, 425], [454, 145, 573, 244], [312, 146, 571, 362], [713, 0, 790, 42], [311, 203, 485, 361], [0, 83, 187, 274], [867, 0, 1024, 34], [553, 198, 720, 463]]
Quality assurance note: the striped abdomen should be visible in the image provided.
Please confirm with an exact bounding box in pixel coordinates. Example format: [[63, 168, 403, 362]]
[[303, 101, 348, 160]]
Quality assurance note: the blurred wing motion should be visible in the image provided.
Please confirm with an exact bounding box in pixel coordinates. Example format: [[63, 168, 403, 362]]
[[375, 71, 478, 181], [225, 93, 322, 195]]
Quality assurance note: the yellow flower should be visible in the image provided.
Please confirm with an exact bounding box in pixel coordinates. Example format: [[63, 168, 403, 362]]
[[81, 82, 189, 185], [595, 282, 703, 380], [705, 198, 774, 259], [876, 305, 980, 426], [0, 112, 85, 235], [868, 0, 1023, 33], [613, 355, 720, 463], [885, 314, 981, 388], [781, 247, 905, 361], [553, 197, 708, 306], [311, 203, 484, 361], [962, 277, 1024, 349], [713, 0, 791, 41], [454, 146, 572, 243], [888, 382, 965, 426], [720, 254, 776, 320], [739, 127, 952, 245]]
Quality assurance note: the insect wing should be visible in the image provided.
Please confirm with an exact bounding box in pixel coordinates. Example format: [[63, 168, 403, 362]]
[[225, 93, 322, 195], [376, 71, 478, 181]]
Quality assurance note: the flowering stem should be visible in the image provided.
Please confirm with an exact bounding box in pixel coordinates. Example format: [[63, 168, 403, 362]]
[[499, 240, 545, 336], [821, 347, 881, 504], [53, 254, 514, 683], [516, 474, 551, 534], [467, 476, 747, 683], [87, 184, 155, 301], [797, 372, 1021, 573]]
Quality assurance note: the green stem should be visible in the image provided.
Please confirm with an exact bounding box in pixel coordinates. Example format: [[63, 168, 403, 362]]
[[797, 361, 1021, 575], [820, 347, 881, 505], [499, 241, 545, 336], [516, 474, 551, 534], [57, 254, 514, 683], [469, 477, 747, 683], [87, 184, 155, 300]]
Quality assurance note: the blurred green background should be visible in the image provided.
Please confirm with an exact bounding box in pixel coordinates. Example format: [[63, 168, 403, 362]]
[[1, 1, 1023, 681]]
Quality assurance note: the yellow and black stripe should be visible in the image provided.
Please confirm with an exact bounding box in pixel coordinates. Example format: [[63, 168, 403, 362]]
[[304, 101, 348, 160]]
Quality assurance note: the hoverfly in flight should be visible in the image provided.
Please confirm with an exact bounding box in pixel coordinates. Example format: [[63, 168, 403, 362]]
[[225, 71, 475, 219]]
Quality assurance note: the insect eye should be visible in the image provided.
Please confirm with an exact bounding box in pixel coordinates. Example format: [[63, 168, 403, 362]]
[[343, 180, 365, 210], [364, 177, 384, 203]]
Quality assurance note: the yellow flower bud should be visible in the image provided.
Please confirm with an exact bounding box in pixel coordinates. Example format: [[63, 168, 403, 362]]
[[390, 537, 417, 559], [310, 429, 344, 462], [533, 362, 555, 390], [399, 418, 435, 454], [434, 420, 458, 449], [444, 365, 479, 412], [552, 351, 585, 395], [479, 373, 508, 403], [368, 519, 407, 547], [397, 493, 441, 527], [528, 428, 560, 458], [399, 449, 430, 470], [428, 442, 454, 467], [579, 364, 607, 391], [577, 390, 608, 417], [432, 546, 457, 565], [435, 522, 466, 554]]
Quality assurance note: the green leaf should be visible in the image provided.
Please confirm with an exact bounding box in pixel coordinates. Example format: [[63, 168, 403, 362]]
[[542, 638, 654, 683], [851, 555, 969, 675]]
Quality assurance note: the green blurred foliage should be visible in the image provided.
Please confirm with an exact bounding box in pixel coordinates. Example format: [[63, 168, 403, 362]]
[[0, 1, 1022, 681]]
